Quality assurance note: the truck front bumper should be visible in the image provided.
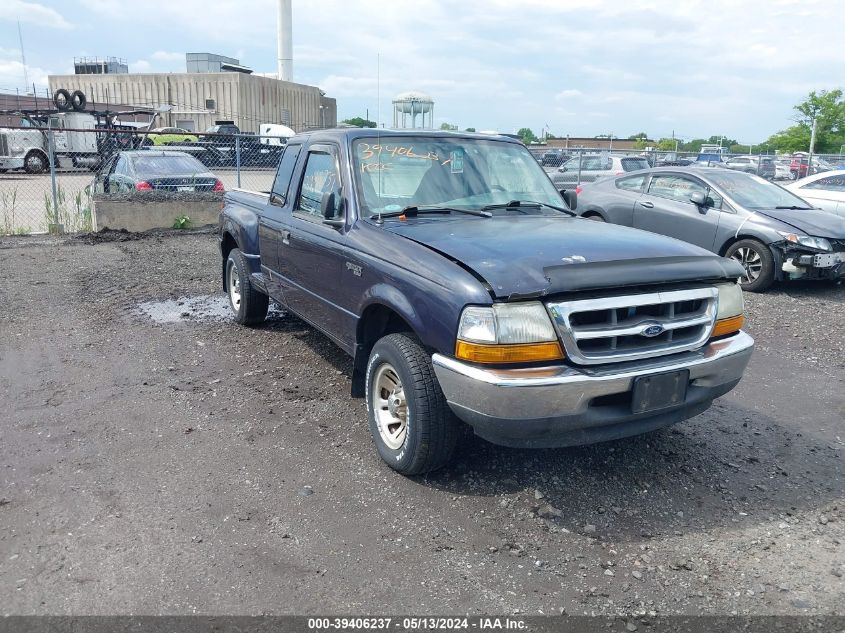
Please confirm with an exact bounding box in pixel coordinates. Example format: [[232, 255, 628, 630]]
[[0, 157, 24, 170], [431, 331, 754, 448]]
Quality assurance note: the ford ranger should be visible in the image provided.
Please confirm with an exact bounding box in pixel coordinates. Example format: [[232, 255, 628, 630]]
[[218, 129, 753, 474]]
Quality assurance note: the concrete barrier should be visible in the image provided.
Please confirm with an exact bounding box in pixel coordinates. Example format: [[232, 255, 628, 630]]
[[93, 192, 223, 232]]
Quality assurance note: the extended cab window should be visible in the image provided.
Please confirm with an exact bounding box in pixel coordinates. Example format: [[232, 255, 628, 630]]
[[296, 150, 340, 218], [271, 143, 301, 203]]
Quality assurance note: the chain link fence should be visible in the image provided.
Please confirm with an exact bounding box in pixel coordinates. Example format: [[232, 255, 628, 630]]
[[4, 127, 845, 236], [0, 128, 288, 235], [530, 146, 845, 186]]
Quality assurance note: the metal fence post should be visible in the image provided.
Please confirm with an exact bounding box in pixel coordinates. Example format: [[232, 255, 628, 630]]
[[47, 124, 62, 234], [235, 135, 242, 189], [576, 149, 583, 186]]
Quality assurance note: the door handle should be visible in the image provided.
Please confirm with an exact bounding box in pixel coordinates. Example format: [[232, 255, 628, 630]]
[[639, 201, 654, 208], [280, 230, 290, 245]]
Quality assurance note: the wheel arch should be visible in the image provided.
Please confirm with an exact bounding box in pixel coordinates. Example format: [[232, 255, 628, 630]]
[[719, 234, 783, 283], [351, 295, 423, 398], [220, 230, 239, 292], [24, 148, 49, 173], [580, 207, 607, 221]]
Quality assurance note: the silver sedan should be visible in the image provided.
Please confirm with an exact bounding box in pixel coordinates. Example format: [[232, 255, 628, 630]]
[[574, 167, 845, 292]]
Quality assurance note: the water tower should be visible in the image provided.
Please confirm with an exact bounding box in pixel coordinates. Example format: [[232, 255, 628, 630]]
[[392, 91, 434, 129]]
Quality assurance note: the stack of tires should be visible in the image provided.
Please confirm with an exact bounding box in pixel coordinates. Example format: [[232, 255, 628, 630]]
[[53, 89, 87, 112]]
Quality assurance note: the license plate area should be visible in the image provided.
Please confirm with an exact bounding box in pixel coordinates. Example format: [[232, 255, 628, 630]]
[[631, 369, 689, 414], [814, 252, 845, 268]]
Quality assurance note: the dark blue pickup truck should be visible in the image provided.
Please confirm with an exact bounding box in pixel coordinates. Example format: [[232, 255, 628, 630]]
[[219, 129, 753, 474]]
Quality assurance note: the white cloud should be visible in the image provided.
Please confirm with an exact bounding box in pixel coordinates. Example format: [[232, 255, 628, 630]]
[[0, 0, 73, 29], [555, 89, 583, 101], [14, 0, 845, 139], [150, 51, 184, 62]]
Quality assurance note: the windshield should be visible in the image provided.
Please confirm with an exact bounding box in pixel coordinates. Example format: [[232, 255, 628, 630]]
[[352, 137, 565, 216], [706, 170, 813, 209], [132, 155, 207, 177]]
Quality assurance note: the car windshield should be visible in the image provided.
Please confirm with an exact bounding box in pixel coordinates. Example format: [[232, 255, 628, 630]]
[[706, 170, 813, 209], [352, 137, 565, 216], [132, 155, 207, 177]]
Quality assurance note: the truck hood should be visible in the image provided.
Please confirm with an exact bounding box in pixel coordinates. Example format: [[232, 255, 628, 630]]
[[754, 208, 845, 238], [385, 216, 743, 299]]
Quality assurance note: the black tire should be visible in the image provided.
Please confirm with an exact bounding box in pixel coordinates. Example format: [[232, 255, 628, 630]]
[[24, 150, 47, 174], [366, 333, 459, 475], [725, 239, 775, 293], [70, 90, 87, 112], [53, 89, 71, 111], [225, 248, 268, 325]]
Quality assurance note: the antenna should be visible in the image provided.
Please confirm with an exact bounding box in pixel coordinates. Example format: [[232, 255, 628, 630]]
[[17, 21, 29, 93], [375, 52, 384, 225]]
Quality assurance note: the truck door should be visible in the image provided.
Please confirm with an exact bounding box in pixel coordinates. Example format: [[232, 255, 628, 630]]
[[634, 173, 721, 251], [258, 142, 301, 304], [49, 116, 68, 152], [277, 143, 350, 345]]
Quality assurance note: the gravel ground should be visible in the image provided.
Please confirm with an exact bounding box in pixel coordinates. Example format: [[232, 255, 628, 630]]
[[0, 230, 843, 616]]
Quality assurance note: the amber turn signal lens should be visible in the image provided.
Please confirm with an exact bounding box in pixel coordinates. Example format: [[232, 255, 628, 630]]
[[711, 314, 745, 338], [455, 340, 564, 364]]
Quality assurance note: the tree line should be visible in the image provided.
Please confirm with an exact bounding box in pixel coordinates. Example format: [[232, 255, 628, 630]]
[[340, 89, 845, 154]]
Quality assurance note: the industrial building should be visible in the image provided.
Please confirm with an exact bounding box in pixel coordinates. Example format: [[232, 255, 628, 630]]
[[49, 59, 336, 134]]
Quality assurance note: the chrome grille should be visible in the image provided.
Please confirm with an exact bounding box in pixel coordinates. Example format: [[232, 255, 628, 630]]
[[547, 287, 718, 365]]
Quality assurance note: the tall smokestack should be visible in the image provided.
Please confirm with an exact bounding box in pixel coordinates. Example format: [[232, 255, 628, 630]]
[[277, 0, 292, 82]]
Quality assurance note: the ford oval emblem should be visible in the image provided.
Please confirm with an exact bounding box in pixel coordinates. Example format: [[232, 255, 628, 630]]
[[641, 323, 665, 338]]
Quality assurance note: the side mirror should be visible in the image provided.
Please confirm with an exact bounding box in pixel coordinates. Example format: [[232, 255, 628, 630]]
[[321, 191, 345, 228], [560, 189, 577, 211], [689, 191, 706, 207]]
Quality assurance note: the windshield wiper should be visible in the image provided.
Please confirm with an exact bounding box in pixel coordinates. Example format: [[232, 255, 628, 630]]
[[774, 205, 813, 210], [481, 199, 576, 216], [376, 205, 492, 219]]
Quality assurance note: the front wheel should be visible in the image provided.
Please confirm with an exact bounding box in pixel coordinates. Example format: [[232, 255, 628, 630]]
[[366, 334, 459, 475], [225, 248, 268, 325], [725, 239, 775, 292]]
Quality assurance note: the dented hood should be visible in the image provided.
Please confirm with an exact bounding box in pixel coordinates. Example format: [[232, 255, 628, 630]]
[[385, 216, 743, 299], [754, 207, 845, 238]]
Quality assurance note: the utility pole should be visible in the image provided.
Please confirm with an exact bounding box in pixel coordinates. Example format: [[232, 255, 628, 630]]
[[18, 21, 29, 91], [808, 116, 817, 177]]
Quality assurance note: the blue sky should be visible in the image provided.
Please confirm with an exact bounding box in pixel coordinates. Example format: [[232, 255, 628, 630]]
[[0, 0, 838, 143]]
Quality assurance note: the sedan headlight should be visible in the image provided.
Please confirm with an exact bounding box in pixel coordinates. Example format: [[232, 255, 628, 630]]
[[712, 283, 745, 338], [780, 233, 833, 251], [456, 302, 564, 363]]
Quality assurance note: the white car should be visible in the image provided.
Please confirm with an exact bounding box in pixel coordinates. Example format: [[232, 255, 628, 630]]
[[774, 160, 791, 180], [785, 170, 845, 217]]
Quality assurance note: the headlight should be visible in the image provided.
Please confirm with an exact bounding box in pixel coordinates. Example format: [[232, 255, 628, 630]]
[[456, 302, 563, 363], [780, 233, 833, 251], [712, 283, 745, 338]]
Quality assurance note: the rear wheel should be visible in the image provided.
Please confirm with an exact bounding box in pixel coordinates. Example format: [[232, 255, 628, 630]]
[[225, 248, 268, 325], [726, 239, 774, 292], [366, 334, 459, 475]]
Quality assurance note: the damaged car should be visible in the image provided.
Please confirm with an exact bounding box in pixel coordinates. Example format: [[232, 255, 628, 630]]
[[575, 167, 845, 291]]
